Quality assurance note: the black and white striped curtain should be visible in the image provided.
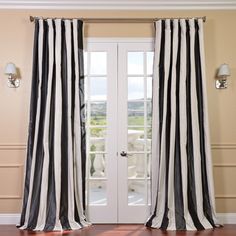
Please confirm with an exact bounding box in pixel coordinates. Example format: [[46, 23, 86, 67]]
[[146, 19, 219, 230], [18, 18, 89, 231]]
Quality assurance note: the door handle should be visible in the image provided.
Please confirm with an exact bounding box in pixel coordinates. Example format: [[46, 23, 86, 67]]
[[120, 151, 132, 157]]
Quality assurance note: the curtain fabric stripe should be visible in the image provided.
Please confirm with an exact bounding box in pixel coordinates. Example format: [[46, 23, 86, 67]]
[[18, 18, 89, 231], [146, 18, 219, 230]]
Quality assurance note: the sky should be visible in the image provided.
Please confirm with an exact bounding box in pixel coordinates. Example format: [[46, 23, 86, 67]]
[[84, 51, 154, 101]]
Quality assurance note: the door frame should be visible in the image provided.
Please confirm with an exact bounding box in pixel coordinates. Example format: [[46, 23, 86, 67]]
[[84, 38, 154, 224]]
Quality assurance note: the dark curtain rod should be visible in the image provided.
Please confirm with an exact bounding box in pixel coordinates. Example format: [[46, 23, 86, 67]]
[[29, 16, 206, 23]]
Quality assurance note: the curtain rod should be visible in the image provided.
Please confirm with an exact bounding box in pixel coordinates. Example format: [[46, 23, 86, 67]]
[[29, 16, 206, 23]]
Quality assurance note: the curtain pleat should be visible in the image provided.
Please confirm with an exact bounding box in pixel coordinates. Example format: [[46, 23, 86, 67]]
[[18, 18, 90, 231], [146, 18, 219, 230]]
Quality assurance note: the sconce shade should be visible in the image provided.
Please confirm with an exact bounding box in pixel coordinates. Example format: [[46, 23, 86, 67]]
[[5, 62, 16, 75], [217, 64, 230, 77]]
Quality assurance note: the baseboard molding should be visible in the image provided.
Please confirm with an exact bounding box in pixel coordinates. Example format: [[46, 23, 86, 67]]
[[0, 214, 20, 225], [0, 213, 235, 225], [217, 213, 236, 224]]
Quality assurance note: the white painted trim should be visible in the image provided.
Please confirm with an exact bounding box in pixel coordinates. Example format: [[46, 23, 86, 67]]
[[217, 213, 236, 224], [0, 213, 235, 224], [0, 1, 235, 10], [0, 214, 20, 225]]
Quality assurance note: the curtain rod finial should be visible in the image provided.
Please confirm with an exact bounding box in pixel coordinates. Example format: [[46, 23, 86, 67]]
[[30, 16, 35, 22]]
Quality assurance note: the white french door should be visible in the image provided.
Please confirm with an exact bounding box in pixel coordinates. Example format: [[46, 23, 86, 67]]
[[84, 40, 154, 223]]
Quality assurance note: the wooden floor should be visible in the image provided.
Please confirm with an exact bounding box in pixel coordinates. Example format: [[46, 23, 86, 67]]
[[1, 224, 236, 236]]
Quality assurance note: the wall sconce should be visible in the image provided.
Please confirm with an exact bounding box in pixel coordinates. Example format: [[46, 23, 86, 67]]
[[215, 63, 231, 89], [4, 62, 20, 88]]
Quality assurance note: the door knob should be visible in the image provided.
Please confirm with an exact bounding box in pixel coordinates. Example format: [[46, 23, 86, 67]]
[[120, 151, 132, 157], [120, 151, 127, 157]]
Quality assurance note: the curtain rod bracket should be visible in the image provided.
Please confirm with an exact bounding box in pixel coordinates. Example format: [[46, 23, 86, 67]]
[[30, 15, 35, 22]]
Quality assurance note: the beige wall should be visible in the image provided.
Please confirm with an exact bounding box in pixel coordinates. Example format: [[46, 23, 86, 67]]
[[0, 9, 236, 213]]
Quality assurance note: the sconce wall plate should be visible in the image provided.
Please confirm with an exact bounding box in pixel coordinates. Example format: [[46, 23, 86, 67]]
[[215, 79, 228, 89], [7, 78, 20, 88]]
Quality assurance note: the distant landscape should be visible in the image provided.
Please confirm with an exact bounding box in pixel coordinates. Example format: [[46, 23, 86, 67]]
[[86, 100, 152, 140]]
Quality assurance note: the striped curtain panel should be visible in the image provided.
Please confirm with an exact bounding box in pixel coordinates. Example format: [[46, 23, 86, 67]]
[[146, 19, 219, 230], [18, 18, 89, 231]]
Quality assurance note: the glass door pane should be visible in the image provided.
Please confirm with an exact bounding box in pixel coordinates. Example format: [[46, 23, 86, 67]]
[[118, 42, 154, 223], [85, 43, 118, 223]]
